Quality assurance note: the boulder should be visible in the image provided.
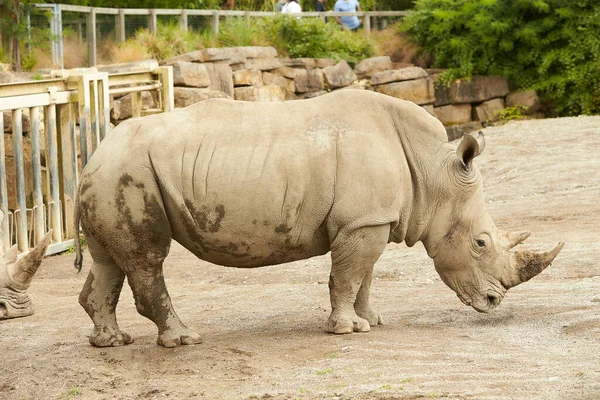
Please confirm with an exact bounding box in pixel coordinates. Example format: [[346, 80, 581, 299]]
[[160, 51, 206, 65], [473, 98, 505, 123], [234, 85, 286, 102], [233, 70, 263, 87], [96, 59, 159, 73], [446, 121, 483, 141], [353, 56, 392, 78], [242, 58, 282, 71], [172, 62, 211, 88], [3, 112, 31, 134], [315, 58, 337, 68], [421, 104, 435, 117], [433, 104, 472, 125], [294, 69, 325, 93], [374, 78, 435, 105], [323, 60, 357, 89], [174, 88, 231, 108], [205, 63, 234, 98], [279, 58, 317, 69], [505, 90, 540, 114], [371, 67, 428, 85], [115, 91, 155, 120], [263, 72, 295, 93], [450, 76, 509, 104], [271, 66, 297, 79]]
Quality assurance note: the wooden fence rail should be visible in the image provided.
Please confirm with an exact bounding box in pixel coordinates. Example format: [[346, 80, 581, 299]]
[[32, 4, 407, 68], [0, 65, 174, 256]]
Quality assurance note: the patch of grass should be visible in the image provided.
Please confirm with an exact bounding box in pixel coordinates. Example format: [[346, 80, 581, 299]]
[[496, 105, 528, 123], [400, 377, 413, 384], [381, 384, 392, 390], [58, 386, 81, 399], [316, 368, 333, 375], [62, 237, 86, 255]]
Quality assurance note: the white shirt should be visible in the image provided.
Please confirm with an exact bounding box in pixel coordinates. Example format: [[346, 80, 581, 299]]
[[282, 1, 302, 13]]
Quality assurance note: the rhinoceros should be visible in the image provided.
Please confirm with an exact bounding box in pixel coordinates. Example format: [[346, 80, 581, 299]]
[[74, 90, 563, 347], [0, 210, 53, 320]]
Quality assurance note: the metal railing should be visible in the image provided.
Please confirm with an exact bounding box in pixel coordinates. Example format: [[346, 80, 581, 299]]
[[0, 65, 174, 256], [33, 4, 407, 68]]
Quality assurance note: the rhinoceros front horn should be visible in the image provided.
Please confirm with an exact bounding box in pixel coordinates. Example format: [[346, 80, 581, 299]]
[[7, 231, 53, 290], [506, 242, 565, 288]]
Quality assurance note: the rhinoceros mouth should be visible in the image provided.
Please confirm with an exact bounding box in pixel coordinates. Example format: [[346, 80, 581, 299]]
[[457, 292, 502, 313]]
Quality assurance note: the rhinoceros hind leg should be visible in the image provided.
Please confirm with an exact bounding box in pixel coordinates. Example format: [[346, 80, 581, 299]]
[[126, 266, 202, 348], [79, 238, 131, 347], [325, 224, 389, 334]]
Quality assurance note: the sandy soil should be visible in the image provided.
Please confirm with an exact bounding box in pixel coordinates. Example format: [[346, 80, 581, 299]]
[[1, 116, 599, 400]]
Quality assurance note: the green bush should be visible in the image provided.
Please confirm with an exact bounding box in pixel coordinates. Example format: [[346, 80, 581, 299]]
[[402, 0, 600, 116], [256, 16, 374, 64]]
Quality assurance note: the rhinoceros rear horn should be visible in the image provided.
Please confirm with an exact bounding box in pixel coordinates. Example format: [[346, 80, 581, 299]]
[[500, 230, 531, 250], [456, 131, 485, 171], [8, 231, 53, 290], [506, 242, 565, 288]]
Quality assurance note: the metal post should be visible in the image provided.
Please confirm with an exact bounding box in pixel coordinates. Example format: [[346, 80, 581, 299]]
[[12, 109, 28, 252], [0, 114, 9, 252], [30, 107, 45, 245], [149, 9, 157, 35], [45, 104, 62, 243], [87, 8, 97, 66], [212, 11, 220, 36], [117, 9, 126, 43], [56, 4, 64, 69], [179, 10, 188, 32]]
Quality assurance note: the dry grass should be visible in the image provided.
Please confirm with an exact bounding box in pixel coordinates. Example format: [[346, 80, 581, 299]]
[[371, 24, 432, 67], [33, 36, 88, 69], [98, 39, 149, 65]]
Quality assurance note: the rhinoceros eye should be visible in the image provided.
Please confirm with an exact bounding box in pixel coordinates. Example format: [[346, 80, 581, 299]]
[[476, 239, 486, 247]]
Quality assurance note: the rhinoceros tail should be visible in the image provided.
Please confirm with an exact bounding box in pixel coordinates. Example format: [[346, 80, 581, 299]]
[[73, 183, 83, 273]]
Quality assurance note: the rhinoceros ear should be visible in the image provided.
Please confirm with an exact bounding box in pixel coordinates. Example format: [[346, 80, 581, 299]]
[[456, 131, 485, 171]]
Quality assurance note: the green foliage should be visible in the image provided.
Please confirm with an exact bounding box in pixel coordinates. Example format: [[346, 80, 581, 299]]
[[496, 105, 527, 123], [402, 0, 600, 116], [129, 22, 207, 60], [256, 16, 374, 63]]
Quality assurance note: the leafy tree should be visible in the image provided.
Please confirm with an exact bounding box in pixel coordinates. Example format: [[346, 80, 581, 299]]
[[401, 0, 600, 116]]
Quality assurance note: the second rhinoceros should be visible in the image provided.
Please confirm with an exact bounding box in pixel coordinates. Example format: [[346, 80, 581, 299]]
[[74, 90, 563, 347]]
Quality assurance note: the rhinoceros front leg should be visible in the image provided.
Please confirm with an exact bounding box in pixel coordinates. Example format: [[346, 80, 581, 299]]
[[354, 268, 385, 326], [325, 224, 389, 334], [126, 265, 202, 348]]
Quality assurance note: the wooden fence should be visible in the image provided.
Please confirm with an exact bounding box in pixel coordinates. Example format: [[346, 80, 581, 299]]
[[32, 4, 407, 68], [0, 65, 174, 256]]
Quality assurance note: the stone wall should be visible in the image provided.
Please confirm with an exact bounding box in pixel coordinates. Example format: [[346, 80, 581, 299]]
[[111, 46, 543, 141]]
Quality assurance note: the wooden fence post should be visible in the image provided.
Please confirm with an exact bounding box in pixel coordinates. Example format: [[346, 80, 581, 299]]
[[12, 109, 28, 252], [87, 8, 97, 66], [57, 103, 77, 241], [30, 106, 45, 245], [45, 103, 63, 244], [0, 114, 9, 252]]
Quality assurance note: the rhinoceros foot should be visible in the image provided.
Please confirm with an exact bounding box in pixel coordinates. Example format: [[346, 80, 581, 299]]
[[157, 327, 202, 348], [325, 311, 371, 334], [0, 289, 34, 320], [355, 307, 385, 327], [89, 326, 134, 347]]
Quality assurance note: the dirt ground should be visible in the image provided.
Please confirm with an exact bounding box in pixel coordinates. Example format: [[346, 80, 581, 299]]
[[1, 116, 599, 400]]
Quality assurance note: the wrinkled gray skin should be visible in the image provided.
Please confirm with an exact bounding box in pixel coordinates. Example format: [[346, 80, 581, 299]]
[[75, 90, 564, 348], [0, 210, 53, 320]]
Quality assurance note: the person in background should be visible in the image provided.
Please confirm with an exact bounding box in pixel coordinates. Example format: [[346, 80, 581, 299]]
[[282, 0, 302, 13], [275, 0, 286, 11], [315, 0, 326, 12], [334, 0, 361, 31]]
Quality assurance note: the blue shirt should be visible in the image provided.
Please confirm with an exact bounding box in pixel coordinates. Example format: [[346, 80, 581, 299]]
[[334, 0, 360, 30]]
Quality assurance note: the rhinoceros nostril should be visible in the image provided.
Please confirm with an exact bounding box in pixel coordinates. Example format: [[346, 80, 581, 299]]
[[487, 294, 500, 307]]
